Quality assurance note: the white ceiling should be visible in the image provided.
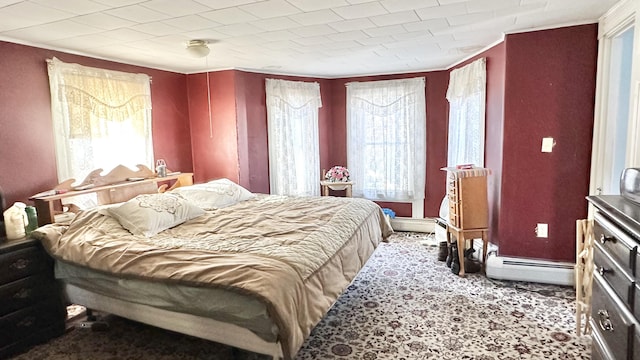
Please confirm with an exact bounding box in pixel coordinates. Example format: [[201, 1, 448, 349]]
[[0, 0, 618, 77]]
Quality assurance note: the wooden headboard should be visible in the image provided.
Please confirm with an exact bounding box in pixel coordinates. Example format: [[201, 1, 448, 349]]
[[30, 165, 193, 226]]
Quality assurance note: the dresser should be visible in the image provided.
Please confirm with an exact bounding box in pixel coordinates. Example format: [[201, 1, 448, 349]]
[[586, 195, 640, 360], [442, 167, 490, 276], [0, 237, 66, 358]]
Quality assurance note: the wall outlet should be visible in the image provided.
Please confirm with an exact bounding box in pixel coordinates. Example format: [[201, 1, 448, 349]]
[[536, 223, 548, 238]]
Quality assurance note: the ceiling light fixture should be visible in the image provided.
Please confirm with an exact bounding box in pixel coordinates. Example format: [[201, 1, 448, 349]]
[[186, 39, 210, 58]]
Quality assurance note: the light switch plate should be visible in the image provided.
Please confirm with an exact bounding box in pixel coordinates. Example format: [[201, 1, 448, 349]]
[[536, 223, 548, 238], [541, 137, 554, 152]]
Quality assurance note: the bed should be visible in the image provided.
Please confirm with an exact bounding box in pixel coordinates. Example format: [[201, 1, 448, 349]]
[[33, 178, 392, 359]]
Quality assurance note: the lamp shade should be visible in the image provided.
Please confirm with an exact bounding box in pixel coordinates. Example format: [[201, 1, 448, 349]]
[[186, 40, 210, 58]]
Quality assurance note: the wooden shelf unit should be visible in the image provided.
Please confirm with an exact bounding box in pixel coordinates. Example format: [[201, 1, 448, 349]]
[[31, 172, 193, 226]]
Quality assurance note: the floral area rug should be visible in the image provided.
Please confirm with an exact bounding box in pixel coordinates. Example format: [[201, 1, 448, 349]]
[[12, 232, 590, 360]]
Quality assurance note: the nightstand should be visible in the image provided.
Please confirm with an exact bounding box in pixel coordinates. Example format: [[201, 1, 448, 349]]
[[0, 237, 66, 358]]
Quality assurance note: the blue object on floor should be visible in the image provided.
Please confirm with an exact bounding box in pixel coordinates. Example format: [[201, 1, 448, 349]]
[[381, 208, 396, 218]]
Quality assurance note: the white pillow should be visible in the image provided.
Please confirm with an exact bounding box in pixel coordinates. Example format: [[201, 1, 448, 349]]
[[107, 193, 205, 237], [170, 178, 255, 210]]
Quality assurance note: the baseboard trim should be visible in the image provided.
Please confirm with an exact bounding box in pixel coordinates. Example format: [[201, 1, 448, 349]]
[[486, 254, 575, 286], [389, 217, 435, 233]]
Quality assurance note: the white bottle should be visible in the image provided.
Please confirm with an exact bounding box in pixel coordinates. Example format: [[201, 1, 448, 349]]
[[4, 202, 28, 240]]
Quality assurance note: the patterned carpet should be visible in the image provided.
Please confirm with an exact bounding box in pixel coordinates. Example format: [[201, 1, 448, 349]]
[[11, 232, 590, 359]]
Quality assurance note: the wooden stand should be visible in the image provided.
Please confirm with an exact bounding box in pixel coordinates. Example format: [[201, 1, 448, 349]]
[[442, 167, 490, 277], [30, 165, 193, 226], [320, 181, 353, 197], [446, 225, 488, 277]]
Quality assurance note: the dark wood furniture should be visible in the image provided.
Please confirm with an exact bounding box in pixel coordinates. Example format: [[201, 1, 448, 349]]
[[587, 195, 640, 360], [0, 237, 66, 358]]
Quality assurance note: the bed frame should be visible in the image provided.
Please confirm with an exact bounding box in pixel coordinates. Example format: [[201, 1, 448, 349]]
[[33, 165, 386, 359], [32, 165, 289, 358]]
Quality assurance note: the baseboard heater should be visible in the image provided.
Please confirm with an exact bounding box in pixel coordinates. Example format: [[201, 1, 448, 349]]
[[389, 217, 435, 233], [485, 253, 575, 286]]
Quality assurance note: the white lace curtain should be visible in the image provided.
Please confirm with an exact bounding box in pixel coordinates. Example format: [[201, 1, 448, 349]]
[[266, 78, 322, 196], [346, 77, 426, 202], [47, 57, 153, 183], [446, 58, 486, 167]]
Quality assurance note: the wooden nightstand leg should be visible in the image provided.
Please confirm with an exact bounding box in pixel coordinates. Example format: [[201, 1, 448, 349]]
[[457, 233, 466, 277]]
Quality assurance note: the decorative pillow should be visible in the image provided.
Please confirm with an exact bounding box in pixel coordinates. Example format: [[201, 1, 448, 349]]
[[170, 178, 255, 210], [107, 193, 205, 237]]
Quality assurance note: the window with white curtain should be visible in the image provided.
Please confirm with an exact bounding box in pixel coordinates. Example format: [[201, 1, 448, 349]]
[[47, 57, 153, 183], [346, 77, 426, 205], [266, 78, 322, 196], [446, 58, 486, 167]]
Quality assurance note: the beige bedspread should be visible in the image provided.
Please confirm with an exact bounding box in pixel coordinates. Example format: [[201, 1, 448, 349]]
[[35, 194, 392, 359]]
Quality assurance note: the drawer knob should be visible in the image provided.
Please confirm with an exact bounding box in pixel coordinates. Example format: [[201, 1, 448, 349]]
[[17, 316, 36, 328], [598, 266, 611, 276], [13, 287, 33, 299], [597, 309, 614, 332], [9, 258, 32, 271], [599, 234, 614, 245]]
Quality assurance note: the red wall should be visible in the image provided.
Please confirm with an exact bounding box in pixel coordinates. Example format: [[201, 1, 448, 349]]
[[434, 24, 597, 262], [187, 70, 240, 184], [189, 70, 334, 194], [188, 69, 449, 218], [0, 41, 192, 208], [450, 43, 507, 248], [497, 25, 597, 261], [1, 23, 599, 264], [234, 71, 333, 194]]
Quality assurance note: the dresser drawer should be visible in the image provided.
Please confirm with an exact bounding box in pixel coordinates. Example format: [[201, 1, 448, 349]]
[[635, 283, 640, 322], [0, 300, 66, 348], [590, 324, 615, 360], [633, 324, 640, 360], [0, 246, 49, 284], [594, 241, 635, 307], [636, 249, 640, 279], [594, 212, 637, 274], [591, 273, 635, 360], [0, 273, 56, 316]]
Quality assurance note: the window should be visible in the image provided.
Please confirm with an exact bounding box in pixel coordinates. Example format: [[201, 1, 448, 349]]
[[47, 57, 153, 183], [266, 78, 322, 196], [346, 77, 426, 206], [446, 58, 486, 167]]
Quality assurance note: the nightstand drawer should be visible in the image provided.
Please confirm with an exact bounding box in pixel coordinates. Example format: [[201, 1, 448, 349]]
[[0, 246, 49, 284], [0, 273, 56, 316], [0, 300, 66, 348]]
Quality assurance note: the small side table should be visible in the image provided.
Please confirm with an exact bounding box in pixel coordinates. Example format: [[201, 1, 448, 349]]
[[320, 181, 353, 197]]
